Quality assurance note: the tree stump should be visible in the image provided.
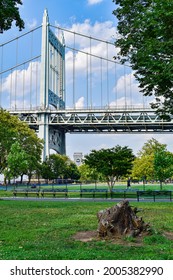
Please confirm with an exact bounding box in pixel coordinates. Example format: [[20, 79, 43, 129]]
[[97, 200, 150, 238]]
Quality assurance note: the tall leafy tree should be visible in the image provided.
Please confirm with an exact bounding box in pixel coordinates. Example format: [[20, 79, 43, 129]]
[[40, 154, 80, 182], [84, 145, 134, 190], [113, 0, 173, 119], [78, 164, 103, 183], [154, 148, 173, 189], [5, 141, 28, 182], [131, 138, 171, 185], [0, 0, 24, 33], [0, 109, 43, 182], [131, 154, 154, 183]]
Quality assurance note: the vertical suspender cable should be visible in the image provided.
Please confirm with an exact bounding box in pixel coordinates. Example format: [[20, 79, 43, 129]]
[[124, 64, 127, 110], [15, 38, 18, 109], [100, 58, 103, 108], [35, 61, 38, 108], [73, 32, 76, 108], [114, 62, 117, 108], [90, 37, 92, 109], [10, 69, 12, 109], [30, 31, 33, 109], [22, 63, 25, 109], [0, 45, 3, 107], [106, 42, 109, 108], [129, 70, 132, 110], [86, 53, 89, 108]]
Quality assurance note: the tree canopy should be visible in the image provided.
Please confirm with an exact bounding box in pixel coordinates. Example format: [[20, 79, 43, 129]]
[[154, 148, 173, 189], [0, 109, 43, 182], [131, 138, 173, 187], [40, 154, 80, 182], [0, 0, 24, 33], [84, 145, 134, 189], [113, 0, 173, 119]]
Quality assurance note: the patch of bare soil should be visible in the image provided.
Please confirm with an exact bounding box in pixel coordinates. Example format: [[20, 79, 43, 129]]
[[73, 230, 173, 247], [163, 231, 173, 240], [73, 230, 149, 246]]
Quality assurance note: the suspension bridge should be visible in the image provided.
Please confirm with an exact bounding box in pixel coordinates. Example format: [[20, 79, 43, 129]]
[[0, 10, 172, 160]]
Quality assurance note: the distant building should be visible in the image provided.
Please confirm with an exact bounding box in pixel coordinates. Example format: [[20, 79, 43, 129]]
[[73, 152, 83, 166]]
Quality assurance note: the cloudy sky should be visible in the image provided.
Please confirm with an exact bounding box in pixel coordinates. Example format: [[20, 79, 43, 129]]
[[1, 0, 173, 160]]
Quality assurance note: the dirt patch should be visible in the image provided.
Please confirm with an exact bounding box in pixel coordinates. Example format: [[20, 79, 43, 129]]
[[73, 230, 173, 246], [163, 231, 173, 240], [73, 230, 147, 246], [74, 231, 98, 242]]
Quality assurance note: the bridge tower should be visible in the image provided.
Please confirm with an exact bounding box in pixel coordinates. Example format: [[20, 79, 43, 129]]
[[38, 10, 66, 160]]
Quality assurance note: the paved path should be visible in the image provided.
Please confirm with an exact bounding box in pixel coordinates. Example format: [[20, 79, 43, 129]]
[[0, 196, 172, 203]]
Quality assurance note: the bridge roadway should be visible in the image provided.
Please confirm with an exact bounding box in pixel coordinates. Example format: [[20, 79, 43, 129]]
[[9, 107, 173, 134]]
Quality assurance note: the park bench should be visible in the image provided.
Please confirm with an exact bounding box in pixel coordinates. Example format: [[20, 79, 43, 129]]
[[111, 189, 139, 199], [13, 188, 40, 197], [136, 190, 172, 202], [40, 188, 68, 198], [80, 188, 108, 198]]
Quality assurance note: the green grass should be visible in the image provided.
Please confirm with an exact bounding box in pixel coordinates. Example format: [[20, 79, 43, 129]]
[[0, 200, 173, 260]]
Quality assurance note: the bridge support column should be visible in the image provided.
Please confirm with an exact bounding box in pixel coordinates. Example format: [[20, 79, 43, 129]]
[[38, 113, 49, 161], [49, 128, 66, 155]]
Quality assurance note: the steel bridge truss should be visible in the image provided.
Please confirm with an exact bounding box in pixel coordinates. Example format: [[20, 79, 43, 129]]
[[10, 108, 173, 135]]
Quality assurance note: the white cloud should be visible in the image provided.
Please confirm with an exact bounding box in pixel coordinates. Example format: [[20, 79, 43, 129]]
[[26, 18, 38, 29], [1, 61, 40, 109], [111, 72, 153, 109], [87, 0, 103, 5], [60, 19, 118, 86], [75, 96, 85, 109]]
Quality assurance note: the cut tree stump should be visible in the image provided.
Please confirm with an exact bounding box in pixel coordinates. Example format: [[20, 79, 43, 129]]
[[97, 200, 151, 238]]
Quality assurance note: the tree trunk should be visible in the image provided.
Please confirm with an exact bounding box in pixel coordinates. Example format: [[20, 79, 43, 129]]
[[97, 200, 150, 238]]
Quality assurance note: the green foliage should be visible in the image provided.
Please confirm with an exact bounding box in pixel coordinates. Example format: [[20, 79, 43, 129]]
[[40, 154, 80, 181], [131, 138, 169, 182], [154, 148, 173, 189], [0, 0, 24, 33], [78, 164, 103, 182], [0, 109, 43, 181], [84, 145, 134, 189], [113, 0, 173, 119], [5, 141, 28, 180]]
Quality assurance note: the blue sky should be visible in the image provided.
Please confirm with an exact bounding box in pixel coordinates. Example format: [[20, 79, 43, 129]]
[[1, 0, 173, 161]]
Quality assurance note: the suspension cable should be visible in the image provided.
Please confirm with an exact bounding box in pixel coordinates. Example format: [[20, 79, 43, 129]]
[[15, 38, 18, 109], [30, 31, 33, 109], [90, 37, 92, 109], [100, 58, 103, 108], [86, 53, 89, 108], [0, 44, 3, 107], [73, 32, 76, 108], [50, 24, 115, 46], [106, 42, 109, 107], [0, 26, 42, 48], [22, 63, 25, 109], [0, 55, 41, 75]]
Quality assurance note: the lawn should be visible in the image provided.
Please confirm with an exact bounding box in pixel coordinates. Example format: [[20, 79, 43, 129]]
[[0, 200, 172, 260]]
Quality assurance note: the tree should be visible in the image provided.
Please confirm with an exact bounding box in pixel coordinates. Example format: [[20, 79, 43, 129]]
[[64, 161, 80, 180], [154, 148, 173, 189], [0, 109, 43, 182], [5, 141, 28, 182], [0, 0, 24, 33], [78, 163, 103, 183], [131, 138, 170, 185], [84, 145, 134, 190], [131, 155, 154, 183], [113, 0, 173, 119], [40, 154, 80, 182]]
